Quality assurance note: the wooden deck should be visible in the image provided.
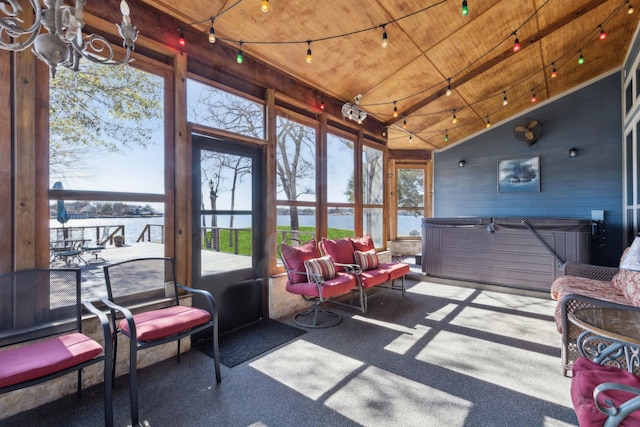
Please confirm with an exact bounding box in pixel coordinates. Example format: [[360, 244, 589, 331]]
[[76, 242, 252, 302]]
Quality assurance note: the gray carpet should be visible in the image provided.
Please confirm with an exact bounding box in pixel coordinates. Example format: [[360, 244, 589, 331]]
[[0, 278, 578, 427]]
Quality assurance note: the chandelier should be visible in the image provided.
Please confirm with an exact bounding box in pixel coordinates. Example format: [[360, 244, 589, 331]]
[[0, 0, 138, 77]]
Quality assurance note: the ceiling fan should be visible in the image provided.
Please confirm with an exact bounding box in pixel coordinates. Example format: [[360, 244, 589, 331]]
[[514, 118, 543, 146]]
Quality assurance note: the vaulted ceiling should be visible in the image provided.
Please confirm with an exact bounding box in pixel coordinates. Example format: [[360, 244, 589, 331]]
[[139, 0, 640, 151]]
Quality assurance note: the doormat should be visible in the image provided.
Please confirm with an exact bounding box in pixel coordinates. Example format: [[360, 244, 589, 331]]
[[194, 319, 306, 368]]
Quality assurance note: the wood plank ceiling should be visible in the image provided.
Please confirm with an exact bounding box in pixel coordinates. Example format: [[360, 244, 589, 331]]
[[139, 0, 640, 152]]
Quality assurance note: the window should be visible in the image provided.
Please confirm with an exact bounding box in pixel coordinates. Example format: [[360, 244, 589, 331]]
[[396, 167, 424, 237], [49, 61, 167, 296], [187, 78, 265, 139], [362, 144, 384, 247], [276, 114, 317, 242], [327, 131, 355, 238]]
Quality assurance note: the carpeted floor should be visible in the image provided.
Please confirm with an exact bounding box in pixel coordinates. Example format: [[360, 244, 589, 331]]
[[194, 318, 306, 367], [0, 277, 579, 427]]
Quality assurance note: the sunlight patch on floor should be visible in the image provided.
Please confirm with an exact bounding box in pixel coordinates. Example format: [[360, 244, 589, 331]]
[[407, 281, 476, 300], [425, 302, 460, 321], [472, 290, 556, 315], [450, 306, 558, 345], [415, 330, 571, 406], [324, 365, 472, 427], [249, 339, 363, 400]]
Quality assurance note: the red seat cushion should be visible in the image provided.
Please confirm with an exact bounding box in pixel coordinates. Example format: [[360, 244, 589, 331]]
[[119, 305, 212, 342], [320, 237, 355, 271], [359, 268, 390, 288], [571, 357, 640, 427], [379, 262, 410, 280], [281, 239, 321, 284], [0, 333, 103, 388], [286, 272, 356, 298]]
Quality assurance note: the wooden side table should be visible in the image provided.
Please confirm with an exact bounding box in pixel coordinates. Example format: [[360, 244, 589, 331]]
[[569, 307, 640, 372]]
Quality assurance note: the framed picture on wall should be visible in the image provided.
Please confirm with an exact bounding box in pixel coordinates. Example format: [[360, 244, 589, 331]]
[[497, 156, 540, 193]]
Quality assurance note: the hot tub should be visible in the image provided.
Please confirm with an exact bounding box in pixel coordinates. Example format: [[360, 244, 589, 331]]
[[421, 217, 592, 291]]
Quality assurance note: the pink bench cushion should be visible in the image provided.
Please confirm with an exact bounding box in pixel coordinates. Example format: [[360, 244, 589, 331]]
[[320, 237, 355, 271], [119, 305, 211, 342], [379, 262, 410, 280], [571, 357, 640, 427], [358, 268, 390, 288], [286, 272, 355, 298], [281, 239, 321, 284], [0, 333, 103, 388]]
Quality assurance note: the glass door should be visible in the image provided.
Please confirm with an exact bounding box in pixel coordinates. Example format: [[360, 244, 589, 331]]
[[192, 133, 265, 333]]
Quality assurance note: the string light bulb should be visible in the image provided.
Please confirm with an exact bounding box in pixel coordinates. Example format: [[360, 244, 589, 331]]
[[628, 0, 634, 14], [381, 25, 388, 48], [178, 29, 186, 47], [578, 51, 585, 64], [452, 109, 457, 124], [461, 0, 469, 16], [403, 116, 407, 129], [598, 25, 607, 40], [485, 116, 491, 128], [502, 91, 508, 106], [306, 41, 312, 64], [551, 63, 557, 78], [409, 133, 413, 143], [237, 42, 244, 64], [261, 0, 269, 13], [446, 78, 452, 96], [512, 32, 520, 52], [444, 130, 449, 142], [531, 90, 537, 103], [393, 101, 398, 118], [320, 99, 325, 110], [208, 20, 216, 44]]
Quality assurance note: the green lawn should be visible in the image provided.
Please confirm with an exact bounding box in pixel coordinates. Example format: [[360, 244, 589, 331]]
[[204, 226, 353, 256]]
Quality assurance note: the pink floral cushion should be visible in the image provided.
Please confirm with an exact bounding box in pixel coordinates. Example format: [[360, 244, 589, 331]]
[[354, 249, 379, 271], [551, 275, 629, 332], [280, 239, 320, 284], [119, 305, 211, 342], [0, 333, 103, 388], [351, 235, 375, 252], [616, 269, 640, 306], [304, 256, 337, 282]]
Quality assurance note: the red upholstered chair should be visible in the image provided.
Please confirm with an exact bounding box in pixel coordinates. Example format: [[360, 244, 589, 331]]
[[319, 235, 410, 313], [571, 357, 640, 426], [279, 239, 358, 328], [101, 257, 220, 427], [0, 268, 113, 426]]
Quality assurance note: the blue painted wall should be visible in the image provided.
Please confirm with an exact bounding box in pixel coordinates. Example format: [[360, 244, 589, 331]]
[[433, 73, 622, 266]]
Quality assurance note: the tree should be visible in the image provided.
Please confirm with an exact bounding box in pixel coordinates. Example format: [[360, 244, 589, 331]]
[[397, 168, 424, 216], [49, 63, 163, 181]]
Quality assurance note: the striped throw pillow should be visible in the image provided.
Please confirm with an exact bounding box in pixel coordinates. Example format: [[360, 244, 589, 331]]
[[354, 249, 379, 271], [304, 256, 337, 282]]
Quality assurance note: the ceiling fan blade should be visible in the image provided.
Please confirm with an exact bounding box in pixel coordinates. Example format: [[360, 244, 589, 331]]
[[526, 131, 534, 140], [527, 120, 538, 129], [515, 126, 528, 132]]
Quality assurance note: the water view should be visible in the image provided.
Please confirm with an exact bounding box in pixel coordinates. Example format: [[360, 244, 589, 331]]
[[51, 214, 423, 244]]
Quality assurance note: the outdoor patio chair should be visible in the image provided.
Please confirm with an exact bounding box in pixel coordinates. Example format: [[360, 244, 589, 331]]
[[279, 239, 358, 328], [101, 257, 220, 427], [0, 268, 113, 427]]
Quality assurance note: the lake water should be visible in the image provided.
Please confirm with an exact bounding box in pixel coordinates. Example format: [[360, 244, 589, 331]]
[[51, 214, 423, 243]]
